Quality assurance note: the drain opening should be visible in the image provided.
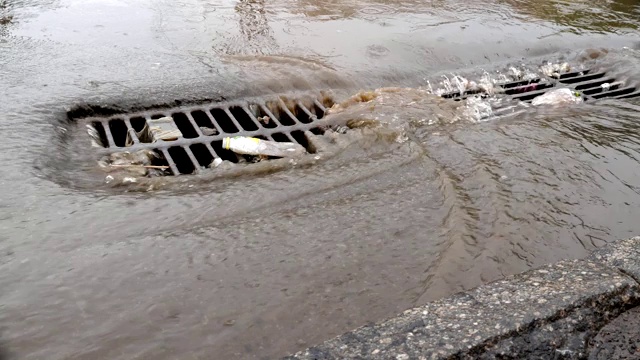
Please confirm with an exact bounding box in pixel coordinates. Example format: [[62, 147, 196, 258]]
[[271, 132, 292, 142], [290, 130, 313, 153], [108, 119, 128, 147], [191, 110, 219, 134], [504, 82, 554, 95], [210, 108, 239, 133], [190, 143, 215, 168], [310, 127, 325, 136], [573, 77, 616, 90], [559, 72, 605, 84], [229, 106, 259, 131], [130, 116, 147, 132], [592, 87, 637, 99], [294, 103, 317, 124], [172, 112, 199, 138], [168, 146, 196, 174]]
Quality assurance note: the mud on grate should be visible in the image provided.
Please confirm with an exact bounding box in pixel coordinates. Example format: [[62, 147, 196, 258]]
[[440, 67, 640, 103], [75, 93, 335, 176]]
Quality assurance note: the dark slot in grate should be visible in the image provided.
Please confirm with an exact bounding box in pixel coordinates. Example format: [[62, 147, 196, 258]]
[[229, 106, 259, 131], [168, 146, 196, 175], [582, 83, 621, 96], [558, 69, 591, 80], [504, 82, 554, 95], [558, 72, 606, 84], [129, 117, 147, 132], [190, 143, 215, 168], [592, 87, 638, 99], [616, 90, 640, 99], [108, 119, 128, 147], [271, 132, 293, 142], [172, 112, 199, 138], [210, 108, 239, 133], [290, 130, 312, 153], [573, 77, 616, 90]]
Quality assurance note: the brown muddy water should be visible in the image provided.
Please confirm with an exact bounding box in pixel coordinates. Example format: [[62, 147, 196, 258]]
[[1, 0, 640, 359]]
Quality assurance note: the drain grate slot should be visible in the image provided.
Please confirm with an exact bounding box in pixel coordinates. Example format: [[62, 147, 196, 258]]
[[168, 146, 196, 175], [504, 82, 554, 95], [172, 112, 199, 138], [108, 119, 128, 147], [592, 86, 638, 99], [190, 143, 215, 168], [228, 107, 259, 131], [294, 103, 316, 124], [271, 132, 293, 143], [210, 108, 240, 133], [558, 69, 592, 80], [290, 130, 312, 153], [130, 116, 147, 132], [615, 90, 640, 99], [313, 99, 328, 118], [500, 79, 541, 89], [572, 77, 617, 91], [559, 72, 606, 84], [582, 83, 621, 96]]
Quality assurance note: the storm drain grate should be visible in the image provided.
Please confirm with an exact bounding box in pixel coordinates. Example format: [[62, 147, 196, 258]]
[[441, 68, 640, 103], [79, 94, 334, 176]]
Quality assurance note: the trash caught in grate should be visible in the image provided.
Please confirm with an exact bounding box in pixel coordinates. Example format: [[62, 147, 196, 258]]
[[78, 93, 335, 177], [440, 66, 640, 103]]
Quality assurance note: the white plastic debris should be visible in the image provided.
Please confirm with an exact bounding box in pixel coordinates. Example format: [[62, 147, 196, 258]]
[[212, 158, 223, 167], [86, 124, 104, 148], [531, 88, 583, 106], [601, 83, 611, 91], [540, 62, 571, 78], [222, 136, 306, 158]]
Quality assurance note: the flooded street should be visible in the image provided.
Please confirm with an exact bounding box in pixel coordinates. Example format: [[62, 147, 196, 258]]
[[2, 0, 640, 359]]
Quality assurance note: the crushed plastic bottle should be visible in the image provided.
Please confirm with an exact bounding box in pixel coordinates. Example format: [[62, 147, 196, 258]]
[[222, 136, 306, 158], [531, 88, 583, 106]]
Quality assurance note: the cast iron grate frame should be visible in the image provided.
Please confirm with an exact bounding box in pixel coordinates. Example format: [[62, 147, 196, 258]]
[[78, 93, 334, 176]]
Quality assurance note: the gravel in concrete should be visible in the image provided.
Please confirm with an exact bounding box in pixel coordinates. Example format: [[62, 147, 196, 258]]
[[588, 305, 640, 360]]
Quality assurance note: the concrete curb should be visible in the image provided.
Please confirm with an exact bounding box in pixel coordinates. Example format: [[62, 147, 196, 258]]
[[284, 237, 640, 360]]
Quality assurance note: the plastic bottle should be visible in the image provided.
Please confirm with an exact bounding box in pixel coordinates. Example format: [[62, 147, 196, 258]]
[[531, 88, 583, 106], [222, 136, 307, 158]]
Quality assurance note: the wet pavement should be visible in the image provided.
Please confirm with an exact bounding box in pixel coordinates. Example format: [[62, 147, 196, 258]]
[[2, 1, 640, 359]]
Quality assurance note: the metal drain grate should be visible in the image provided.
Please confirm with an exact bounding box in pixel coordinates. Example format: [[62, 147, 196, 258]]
[[441, 68, 640, 103], [79, 94, 334, 176]]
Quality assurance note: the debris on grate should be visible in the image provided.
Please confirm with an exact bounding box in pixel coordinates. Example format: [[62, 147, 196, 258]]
[[434, 62, 640, 122], [438, 63, 640, 104], [73, 93, 338, 180]]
